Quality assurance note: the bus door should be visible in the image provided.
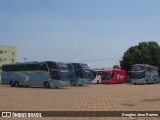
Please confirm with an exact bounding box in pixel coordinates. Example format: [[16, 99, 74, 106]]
[[75, 70, 83, 85]]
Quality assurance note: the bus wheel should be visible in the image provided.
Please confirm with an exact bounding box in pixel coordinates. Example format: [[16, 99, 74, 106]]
[[146, 79, 148, 84], [79, 84, 83, 86], [153, 80, 156, 84], [15, 81, 19, 87], [10, 81, 15, 87], [44, 82, 50, 88], [71, 81, 76, 86]]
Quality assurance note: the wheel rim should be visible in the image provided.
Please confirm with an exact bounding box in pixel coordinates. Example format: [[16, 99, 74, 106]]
[[71, 81, 76, 86], [10, 82, 15, 87], [45, 82, 49, 88], [15, 82, 19, 87]]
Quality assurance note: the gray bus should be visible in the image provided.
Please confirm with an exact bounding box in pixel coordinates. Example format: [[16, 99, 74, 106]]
[[129, 64, 159, 84], [67, 63, 92, 86], [1, 61, 70, 88]]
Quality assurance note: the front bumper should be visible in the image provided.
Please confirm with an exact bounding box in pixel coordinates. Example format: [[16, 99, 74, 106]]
[[130, 79, 146, 84]]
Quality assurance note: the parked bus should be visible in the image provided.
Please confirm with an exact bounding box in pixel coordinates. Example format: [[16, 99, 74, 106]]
[[91, 70, 102, 84], [101, 68, 127, 84], [1, 61, 70, 88], [129, 64, 159, 84], [67, 63, 92, 86]]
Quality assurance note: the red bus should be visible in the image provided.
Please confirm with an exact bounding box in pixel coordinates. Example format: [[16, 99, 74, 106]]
[[101, 68, 127, 84]]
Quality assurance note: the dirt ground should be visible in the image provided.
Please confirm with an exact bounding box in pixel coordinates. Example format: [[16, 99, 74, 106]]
[[0, 83, 160, 120]]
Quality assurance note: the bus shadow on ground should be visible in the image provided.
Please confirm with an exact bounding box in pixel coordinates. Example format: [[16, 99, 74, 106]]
[[1, 85, 69, 89], [121, 103, 137, 107], [143, 98, 160, 102], [70, 85, 89, 88]]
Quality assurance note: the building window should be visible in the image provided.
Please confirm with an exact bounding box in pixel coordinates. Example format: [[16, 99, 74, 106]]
[[12, 59, 15, 63], [0, 58, 3, 62], [0, 50, 3, 54], [12, 52, 14, 55], [4, 59, 6, 61], [5, 51, 7, 53]]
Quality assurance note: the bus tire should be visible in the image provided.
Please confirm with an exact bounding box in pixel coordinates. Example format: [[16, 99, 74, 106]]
[[79, 84, 83, 86], [153, 79, 156, 84], [44, 82, 50, 88], [146, 79, 148, 84], [15, 81, 19, 87], [71, 81, 76, 86], [10, 81, 15, 87]]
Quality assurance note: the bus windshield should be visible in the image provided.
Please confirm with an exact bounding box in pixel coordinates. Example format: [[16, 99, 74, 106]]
[[46, 61, 58, 70], [130, 71, 145, 79], [58, 63, 69, 80], [72, 64, 81, 70], [81, 64, 90, 70], [101, 72, 113, 80], [46, 62, 59, 80], [50, 70, 60, 80], [83, 70, 92, 79]]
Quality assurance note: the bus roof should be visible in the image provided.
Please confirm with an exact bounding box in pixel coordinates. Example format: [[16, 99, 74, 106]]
[[2, 61, 57, 66], [132, 64, 157, 68], [103, 68, 125, 72], [132, 64, 158, 71]]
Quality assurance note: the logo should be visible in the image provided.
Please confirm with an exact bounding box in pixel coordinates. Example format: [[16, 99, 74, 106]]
[[116, 74, 124, 80], [2, 112, 11, 117], [1, 112, 42, 118]]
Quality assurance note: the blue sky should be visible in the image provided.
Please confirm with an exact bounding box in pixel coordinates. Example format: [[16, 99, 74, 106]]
[[0, 0, 160, 68]]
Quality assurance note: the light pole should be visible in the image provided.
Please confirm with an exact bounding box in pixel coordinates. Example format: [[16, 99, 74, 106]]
[[24, 58, 27, 62]]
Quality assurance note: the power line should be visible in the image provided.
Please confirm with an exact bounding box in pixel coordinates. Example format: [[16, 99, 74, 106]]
[[78, 58, 121, 62], [62, 58, 121, 63]]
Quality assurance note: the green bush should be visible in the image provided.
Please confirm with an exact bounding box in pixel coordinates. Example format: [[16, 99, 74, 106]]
[[157, 80, 160, 84]]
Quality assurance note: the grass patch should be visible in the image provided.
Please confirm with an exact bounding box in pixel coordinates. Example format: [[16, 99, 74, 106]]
[[157, 80, 160, 84], [156, 78, 160, 84]]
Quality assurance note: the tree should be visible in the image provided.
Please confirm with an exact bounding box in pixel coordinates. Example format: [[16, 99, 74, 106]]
[[120, 41, 160, 71], [113, 65, 120, 69]]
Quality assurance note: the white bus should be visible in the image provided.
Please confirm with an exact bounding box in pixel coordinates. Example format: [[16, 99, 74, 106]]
[[1, 61, 70, 88], [129, 64, 159, 84], [91, 70, 102, 83]]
